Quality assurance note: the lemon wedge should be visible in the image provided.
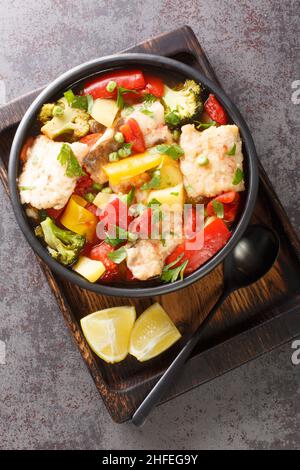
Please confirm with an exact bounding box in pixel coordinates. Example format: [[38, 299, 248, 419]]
[[81, 307, 136, 363], [129, 303, 181, 362]]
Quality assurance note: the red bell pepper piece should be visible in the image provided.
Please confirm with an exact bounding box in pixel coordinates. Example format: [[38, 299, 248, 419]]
[[165, 218, 231, 274], [98, 197, 133, 231], [207, 191, 240, 222], [129, 207, 153, 238], [204, 94, 228, 125], [143, 74, 164, 97], [79, 133, 102, 148], [74, 175, 94, 197], [120, 118, 146, 154], [89, 242, 120, 281], [46, 207, 65, 220], [83, 70, 145, 100]]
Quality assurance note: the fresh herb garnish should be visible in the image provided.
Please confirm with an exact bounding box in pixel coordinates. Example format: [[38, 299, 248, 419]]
[[155, 143, 184, 160], [170, 192, 179, 196], [107, 246, 127, 264], [141, 109, 154, 117], [19, 185, 34, 191], [105, 225, 137, 247], [195, 121, 216, 130], [64, 89, 93, 112], [165, 111, 181, 126], [141, 169, 161, 190], [120, 187, 135, 206], [226, 143, 236, 156], [117, 87, 138, 109], [122, 105, 134, 116], [147, 198, 162, 207], [161, 254, 189, 283], [143, 93, 157, 105], [57, 143, 85, 178], [212, 200, 224, 218], [232, 168, 244, 185]]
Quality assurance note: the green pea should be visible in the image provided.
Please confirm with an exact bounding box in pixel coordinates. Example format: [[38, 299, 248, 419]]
[[102, 187, 113, 194], [198, 156, 209, 166], [109, 151, 119, 162], [106, 80, 117, 93], [114, 131, 124, 144], [92, 182, 103, 191], [84, 192, 95, 203]]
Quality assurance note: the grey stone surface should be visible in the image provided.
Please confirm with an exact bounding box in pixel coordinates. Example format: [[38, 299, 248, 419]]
[[0, 0, 299, 450]]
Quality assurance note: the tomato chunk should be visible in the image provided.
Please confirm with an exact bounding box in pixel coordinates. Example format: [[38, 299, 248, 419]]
[[83, 70, 145, 100], [204, 94, 228, 125], [120, 118, 146, 154], [165, 218, 231, 274], [207, 191, 240, 222], [89, 242, 120, 281]]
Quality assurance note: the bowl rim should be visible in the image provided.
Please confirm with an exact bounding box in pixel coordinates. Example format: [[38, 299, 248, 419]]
[[8, 53, 259, 298]]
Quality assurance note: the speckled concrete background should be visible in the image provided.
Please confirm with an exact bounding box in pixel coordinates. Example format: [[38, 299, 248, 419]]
[[0, 0, 299, 450]]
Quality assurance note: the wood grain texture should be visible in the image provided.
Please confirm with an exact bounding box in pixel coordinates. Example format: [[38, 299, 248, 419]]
[[1, 26, 300, 423]]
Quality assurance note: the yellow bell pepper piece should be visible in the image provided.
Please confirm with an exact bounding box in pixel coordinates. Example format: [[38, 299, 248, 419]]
[[103, 151, 164, 185], [60, 195, 97, 242], [147, 183, 185, 210], [159, 156, 183, 189], [73, 256, 106, 283]]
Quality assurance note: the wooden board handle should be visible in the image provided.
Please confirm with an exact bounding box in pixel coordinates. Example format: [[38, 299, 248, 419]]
[[0, 87, 44, 133]]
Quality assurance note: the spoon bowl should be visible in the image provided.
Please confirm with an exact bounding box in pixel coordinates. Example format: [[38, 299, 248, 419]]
[[224, 225, 280, 291]]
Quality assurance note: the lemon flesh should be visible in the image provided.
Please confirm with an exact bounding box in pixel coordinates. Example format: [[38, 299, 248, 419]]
[[129, 303, 181, 362], [81, 307, 136, 363]]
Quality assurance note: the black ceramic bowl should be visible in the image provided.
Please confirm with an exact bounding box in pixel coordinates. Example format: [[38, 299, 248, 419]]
[[8, 53, 258, 297]]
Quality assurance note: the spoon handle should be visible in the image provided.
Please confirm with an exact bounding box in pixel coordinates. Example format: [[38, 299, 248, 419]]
[[132, 291, 228, 427]]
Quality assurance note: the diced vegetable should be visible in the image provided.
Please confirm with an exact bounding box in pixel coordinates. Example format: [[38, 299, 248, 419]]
[[79, 133, 102, 147], [165, 218, 231, 274], [120, 118, 146, 154], [41, 98, 90, 140], [204, 94, 227, 125], [36, 217, 85, 266], [60, 195, 98, 242], [159, 156, 183, 188], [83, 70, 145, 100], [207, 191, 240, 222], [72, 256, 106, 282], [90, 98, 119, 128], [147, 183, 184, 209], [89, 242, 120, 281], [163, 80, 203, 126], [103, 151, 164, 185], [143, 75, 164, 98], [93, 192, 117, 209]]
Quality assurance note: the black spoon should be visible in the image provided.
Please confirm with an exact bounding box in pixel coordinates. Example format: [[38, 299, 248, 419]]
[[132, 225, 280, 427]]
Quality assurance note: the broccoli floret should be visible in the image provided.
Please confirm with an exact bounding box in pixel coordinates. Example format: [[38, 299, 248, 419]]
[[35, 217, 85, 266], [163, 79, 203, 127], [40, 98, 90, 141], [38, 103, 55, 124]]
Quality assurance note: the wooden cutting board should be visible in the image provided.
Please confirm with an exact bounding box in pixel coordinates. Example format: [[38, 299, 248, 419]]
[[0, 26, 300, 423]]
